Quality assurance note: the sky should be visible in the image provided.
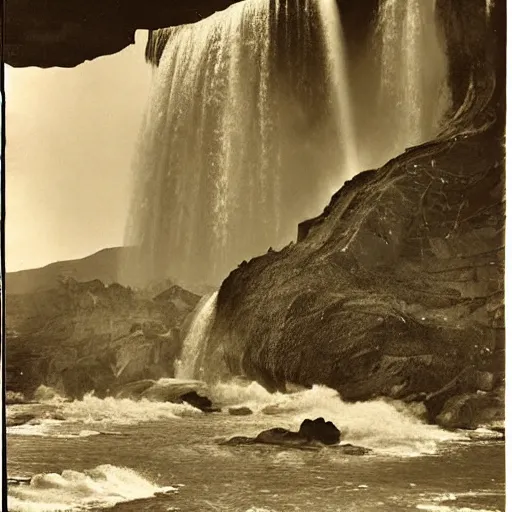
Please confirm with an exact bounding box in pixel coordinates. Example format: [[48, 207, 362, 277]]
[[5, 31, 151, 272]]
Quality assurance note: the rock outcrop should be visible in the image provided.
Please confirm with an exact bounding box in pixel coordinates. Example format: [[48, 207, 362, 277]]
[[208, 124, 504, 406], [4, 0, 245, 68], [6, 279, 201, 399], [436, 387, 505, 430], [5, 0, 381, 68], [222, 417, 369, 453], [207, 0, 505, 424]]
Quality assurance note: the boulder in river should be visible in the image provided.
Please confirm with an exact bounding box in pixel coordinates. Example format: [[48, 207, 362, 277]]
[[179, 391, 221, 413], [436, 389, 504, 430], [222, 417, 368, 454], [228, 406, 253, 416], [7, 413, 36, 427], [298, 418, 340, 445]]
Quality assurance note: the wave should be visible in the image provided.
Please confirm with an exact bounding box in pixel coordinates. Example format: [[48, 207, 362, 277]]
[[59, 393, 201, 424], [210, 381, 464, 456], [8, 464, 177, 512], [7, 388, 202, 437], [415, 490, 505, 512]]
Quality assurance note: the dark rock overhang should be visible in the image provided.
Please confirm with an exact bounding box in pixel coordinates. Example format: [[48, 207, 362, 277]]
[[4, 0, 245, 68], [4, 0, 381, 68]]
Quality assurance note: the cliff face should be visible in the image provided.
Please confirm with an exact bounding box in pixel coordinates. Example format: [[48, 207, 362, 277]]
[[6, 279, 200, 399], [209, 127, 504, 399], [207, 2, 505, 422]]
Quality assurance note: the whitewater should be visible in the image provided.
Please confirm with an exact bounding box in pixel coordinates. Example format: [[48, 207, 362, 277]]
[[7, 380, 504, 511]]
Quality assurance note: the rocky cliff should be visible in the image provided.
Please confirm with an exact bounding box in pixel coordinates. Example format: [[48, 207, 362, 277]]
[[207, 1, 506, 427], [6, 279, 200, 399]]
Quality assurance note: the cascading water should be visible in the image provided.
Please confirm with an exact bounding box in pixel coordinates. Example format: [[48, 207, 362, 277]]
[[317, 0, 359, 177], [121, 0, 358, 288], [486, 0, 494, 18], [175, 292, 219, 380], [376, 0, 451, 157]]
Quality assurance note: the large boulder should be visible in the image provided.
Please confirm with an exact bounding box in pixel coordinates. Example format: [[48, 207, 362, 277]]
[[298, 418, 341, 445], [222, 417, 368, 453], [179, 391, 220, 413], [436, 388, 505, 430]]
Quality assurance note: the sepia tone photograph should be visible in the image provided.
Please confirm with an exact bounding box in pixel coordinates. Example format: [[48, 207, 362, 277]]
[[2, 0, 506, 510]]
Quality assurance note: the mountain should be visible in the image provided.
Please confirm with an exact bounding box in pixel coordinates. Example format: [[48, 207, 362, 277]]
[[6, 247, 134, 295]]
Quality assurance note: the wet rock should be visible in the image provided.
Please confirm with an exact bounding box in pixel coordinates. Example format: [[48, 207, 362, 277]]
[[220, 436, 256, 446], [254, 428, 308, 447], [476, 371, 495, 392], [337, 444, 371, 456], [6, 277, 198, 399], [48, 412, 66, 421], [222, 418, 367, 453], [208, 122, 504, 411], [179, 391, 220, 413], [491, 427, 505, 440], [298, 418, 340, 445], [6, 391, 27, 405], [425, 366, 478, 423], [140, 379, 206, 402], [261, 405, 283, 415], [228, 406, 253, 416], [7, 477, 32, 486], [436, 390, 505, 430], [7, 413, 36, 427], [115, 379, 156, 399]]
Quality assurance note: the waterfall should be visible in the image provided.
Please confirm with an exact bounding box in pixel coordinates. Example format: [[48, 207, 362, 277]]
[[317, 0, 359, 177], [376, 0, 451, 156], [122, 0, 358, 288], [486, 0, 494, 19], [175, 292, 219, 380]]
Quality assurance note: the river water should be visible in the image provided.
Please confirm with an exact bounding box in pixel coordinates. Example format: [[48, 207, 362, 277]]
[[7, 381, 505, 512]]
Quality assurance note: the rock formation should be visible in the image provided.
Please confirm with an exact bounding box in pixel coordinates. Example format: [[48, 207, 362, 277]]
[[6, 278, 200, 399], [206, 0, 505, 427], [5, 0, 381, 68]]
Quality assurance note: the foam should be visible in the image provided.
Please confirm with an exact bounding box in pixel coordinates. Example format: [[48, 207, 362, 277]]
[[8, 464, 178, 512], [211, 381, 464, 456]]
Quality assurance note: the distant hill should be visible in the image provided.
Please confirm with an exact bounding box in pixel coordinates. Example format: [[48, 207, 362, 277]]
[[6, 247, 134, 295]]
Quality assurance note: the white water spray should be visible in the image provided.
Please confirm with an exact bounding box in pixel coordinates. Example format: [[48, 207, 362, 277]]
[[8, 464, 178, 512], [176, 292, 219, 380], [123, 0, 359, 287]]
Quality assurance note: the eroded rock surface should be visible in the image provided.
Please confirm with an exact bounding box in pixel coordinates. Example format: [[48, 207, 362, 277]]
[[208, 122, 505, 425], [6, 279, 200, 399]]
